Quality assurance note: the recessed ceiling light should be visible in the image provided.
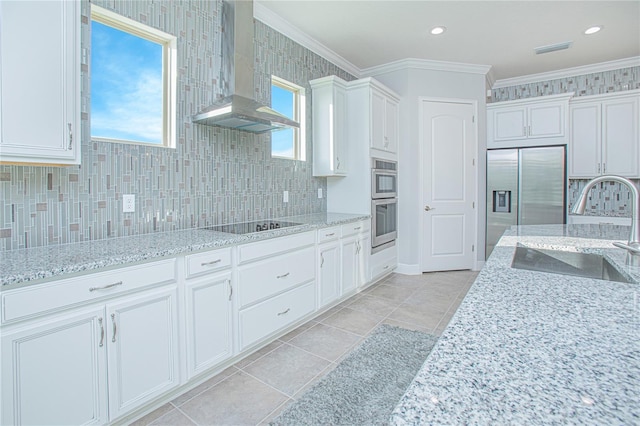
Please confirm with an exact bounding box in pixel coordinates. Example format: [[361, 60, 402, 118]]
[[430, 26, 446, 35], [584, 26, 602, 35]]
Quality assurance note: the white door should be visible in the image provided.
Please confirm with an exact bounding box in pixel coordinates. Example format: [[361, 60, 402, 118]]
[[106, 287, 180, 419], [421, 100, 476, 271], [1, 308, 108, 425]]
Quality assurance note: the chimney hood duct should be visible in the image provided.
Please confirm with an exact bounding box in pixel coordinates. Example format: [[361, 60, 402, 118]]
[[192, 0, 299, 133]]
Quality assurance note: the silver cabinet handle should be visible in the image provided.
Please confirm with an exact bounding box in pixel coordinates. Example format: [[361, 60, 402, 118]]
[[98, 317, 104, 347], [111, 313, 117, 343], [228, 280, 233, 301], [353, 226, 361, 231], [68, 123, 73, 150], [201, 259, 222, 266], [89, 281, 123, 292], [336, 157, 341, 170], [424, 205, 435, 211], [383, 265, 389, 269], [277, 308, 291, 316], [356, 241, 361, 255], [325, 232, 335, 237], [603, 163, 606, 173], [276, 272, 290, 279], [320, 253, 325, 268]]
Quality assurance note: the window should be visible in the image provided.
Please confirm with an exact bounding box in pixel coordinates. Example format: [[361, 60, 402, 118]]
[[90, 5, 176, 147], [271, 76, 305, 160]]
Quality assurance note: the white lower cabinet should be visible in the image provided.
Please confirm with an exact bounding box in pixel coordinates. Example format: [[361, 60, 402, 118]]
[[106, 287, 180, 420], [238, 282, 316, 350], [317, 239, 341, 308], [1, 286, 179, 425], [341, 220, 371, 293], [1, 222, 377, 424], [184, 272, 233, 380], [236, 232, 316, 351], [1, 307, 108, 425]]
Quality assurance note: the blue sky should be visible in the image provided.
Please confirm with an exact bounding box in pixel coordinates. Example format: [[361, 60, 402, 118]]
[[91, 21, 163, 144], [271, 84, 295, 157]]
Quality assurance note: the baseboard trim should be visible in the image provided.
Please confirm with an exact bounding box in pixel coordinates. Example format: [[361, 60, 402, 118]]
[[395, 263, 421, 275]]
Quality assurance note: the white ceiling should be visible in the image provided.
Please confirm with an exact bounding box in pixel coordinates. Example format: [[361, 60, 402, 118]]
[[255, 0, 640, 84]]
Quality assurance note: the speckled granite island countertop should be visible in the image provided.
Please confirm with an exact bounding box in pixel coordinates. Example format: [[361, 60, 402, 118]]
[[0, 212, 369, 289], [392, 224, 640, 425]]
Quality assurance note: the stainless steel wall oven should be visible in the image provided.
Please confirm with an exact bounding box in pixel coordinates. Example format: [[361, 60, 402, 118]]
[[371, 158, 398, 253]]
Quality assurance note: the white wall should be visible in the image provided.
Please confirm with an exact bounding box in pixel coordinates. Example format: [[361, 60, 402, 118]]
[[366, 66, 488, 272]]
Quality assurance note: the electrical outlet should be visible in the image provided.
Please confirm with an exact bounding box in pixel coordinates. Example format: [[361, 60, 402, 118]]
[[318, 188, 323, 199], [283, 191, 289, 203], [123, 194, 135, 213]]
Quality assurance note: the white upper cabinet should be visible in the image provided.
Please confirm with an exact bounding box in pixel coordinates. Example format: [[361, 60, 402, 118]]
[[310, 76, 348, 176], [371, 87, 399, 154], [569, 90, 640, 178], [349, 78, 400, 157], [487, 93, 573, 149], [0, 0, 80, 165]]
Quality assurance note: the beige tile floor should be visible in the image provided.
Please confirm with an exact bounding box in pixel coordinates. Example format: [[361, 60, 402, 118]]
[[130, 270, 478, 426]]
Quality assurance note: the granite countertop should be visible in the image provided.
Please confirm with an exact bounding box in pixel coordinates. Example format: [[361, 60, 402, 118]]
[[0, 212, 369, 289], [392, 224, 640, 425]]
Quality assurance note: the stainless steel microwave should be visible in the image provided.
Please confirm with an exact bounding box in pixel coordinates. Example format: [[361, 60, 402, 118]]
[[371, 158, 397, 199]]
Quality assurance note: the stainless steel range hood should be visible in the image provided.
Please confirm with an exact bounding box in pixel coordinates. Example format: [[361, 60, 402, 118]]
[[192, 0, 299, 133]]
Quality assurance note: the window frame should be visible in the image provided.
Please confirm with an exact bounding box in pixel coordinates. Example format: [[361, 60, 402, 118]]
[[271, 75, 305, 161], [90, 4, 177, 148]]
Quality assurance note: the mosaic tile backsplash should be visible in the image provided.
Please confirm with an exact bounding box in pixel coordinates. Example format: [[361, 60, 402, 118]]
[[492, 65, 640, 219], [0, 0, 354, 251]]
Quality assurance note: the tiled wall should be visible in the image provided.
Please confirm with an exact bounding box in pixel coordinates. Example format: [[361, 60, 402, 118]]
[[492, 66, 640, 218], [0, 0, 354, 251]]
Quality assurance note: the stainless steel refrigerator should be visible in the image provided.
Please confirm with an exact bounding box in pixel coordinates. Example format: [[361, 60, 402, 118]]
[[486, 146, 566, 258]]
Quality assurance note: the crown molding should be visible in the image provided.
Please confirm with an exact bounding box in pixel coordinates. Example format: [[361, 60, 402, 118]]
[[360, 58, 492, 78], [253, 2, 362, 78], [492, 56, 640, 89]]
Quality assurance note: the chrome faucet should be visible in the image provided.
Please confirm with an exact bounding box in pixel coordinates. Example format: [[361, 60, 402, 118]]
[[571, 175, 640, 258]]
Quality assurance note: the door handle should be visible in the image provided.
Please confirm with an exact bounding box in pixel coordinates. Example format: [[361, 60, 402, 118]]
[[424, 205, 435, 211]]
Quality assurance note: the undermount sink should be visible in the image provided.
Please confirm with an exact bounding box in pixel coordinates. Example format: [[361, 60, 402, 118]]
[[511, 245, 633, 284]]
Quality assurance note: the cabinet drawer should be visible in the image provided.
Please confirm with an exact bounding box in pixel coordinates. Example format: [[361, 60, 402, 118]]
[[317, 226, 340, 243], [341, 220, 370, 237], [237, 231, 315, 264], [185, 247, 232, 279], [237, 247, 315, 308], [1, 259, 177, 324], [238, 281, 316, 350]]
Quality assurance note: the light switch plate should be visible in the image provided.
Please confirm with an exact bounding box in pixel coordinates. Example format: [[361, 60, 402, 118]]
[[123, 194, 135, 213], [283, 191, 289, 203], [318, 188, 323, 199]]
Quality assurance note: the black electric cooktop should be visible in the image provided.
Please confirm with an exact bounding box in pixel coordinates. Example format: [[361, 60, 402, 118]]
[[206, 220, 302, 235]]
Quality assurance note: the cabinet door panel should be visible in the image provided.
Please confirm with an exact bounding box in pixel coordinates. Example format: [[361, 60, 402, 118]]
[[340, 238, 357, 296], [107, 288, 179, 419], [528, 103, 564, 138], [318, 242, 341, 307], [602, 98, 639, 177], [385, 99, 399, 153], [1, 308, 107, 426], [186, 274, 233, 379], [493, 108, 527, 141], [569, 103, 601, 177], [0, 0, 79, 164], [371, 90, 386, 149]]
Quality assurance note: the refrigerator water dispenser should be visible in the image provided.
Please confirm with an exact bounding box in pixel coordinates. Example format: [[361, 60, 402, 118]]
[[493, 190, 511, 213]]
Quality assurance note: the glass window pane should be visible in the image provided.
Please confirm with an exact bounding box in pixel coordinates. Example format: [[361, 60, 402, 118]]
[[91, 20, 163, 144], [272, 128, 294, 157], [271, 84, 294, 120]]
